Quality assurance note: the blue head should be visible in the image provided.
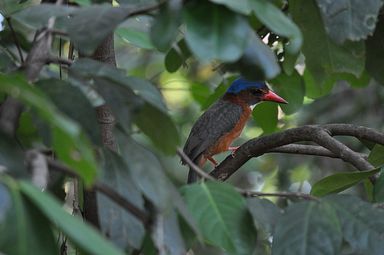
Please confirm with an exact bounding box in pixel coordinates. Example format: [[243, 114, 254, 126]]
[[225, 77, 287, 105], [226, 78, 268, 94]]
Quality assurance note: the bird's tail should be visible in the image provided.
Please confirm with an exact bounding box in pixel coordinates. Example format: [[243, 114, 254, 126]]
[[186, 155, 204, 184], [187, 168, 198, 183]]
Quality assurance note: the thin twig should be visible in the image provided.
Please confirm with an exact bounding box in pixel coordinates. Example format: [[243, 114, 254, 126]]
[[47, 56, 73, 66], [176, 148, 216, 181], [46, 157, 150, 227], [5, 17, 24, 63], [240, 189, 318, 201]]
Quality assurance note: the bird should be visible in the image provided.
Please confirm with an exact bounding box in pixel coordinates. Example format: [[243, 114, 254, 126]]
[[182, 77, 288, 183]]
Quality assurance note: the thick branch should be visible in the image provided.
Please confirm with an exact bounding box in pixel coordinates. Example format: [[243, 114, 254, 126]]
[[312, 130, 373, 171], [210, 124, 384, 181]]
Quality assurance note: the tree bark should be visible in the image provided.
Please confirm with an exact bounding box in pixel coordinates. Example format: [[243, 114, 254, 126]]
[[82, 34, 118, 229]]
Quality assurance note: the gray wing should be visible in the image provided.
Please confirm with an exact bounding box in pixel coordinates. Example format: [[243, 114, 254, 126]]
[[183, 99, 243, 163]]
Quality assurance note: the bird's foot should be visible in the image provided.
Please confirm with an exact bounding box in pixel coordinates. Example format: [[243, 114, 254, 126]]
[[228, 146, 240, 157], [207, 156, 218, 167]]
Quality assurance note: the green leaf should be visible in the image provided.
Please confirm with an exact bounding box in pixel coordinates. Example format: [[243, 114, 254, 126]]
[[150, 0, 182, 51], [12, 4, 75, 28], [64, 5, 128, 55], [246, 198, 281, 236], [291, 0, 365, 87], [116, 27, 154, 49], [209, 0, 250, 15], [272, 200, 342, 255], [0, 73, 98, 186], [368, 144, 384, 167], [70, 59, 179, 153], [190, 82, 212, 108], [325, 195, 384, 255], [134, 103, 180, 154], [70, 0, 91, 6], [181, 181, 257, 255], [0, 0, 35, 17], [184, 1, 250, 62], [19, 181, 125, 255], [311, 168, 380, 197], [226, 31, 281, 80], [0, 178, 58, 255], [151, 209, 187, 255], [97, 149, 145, 250], [316, 0, 383, 44], [249, 0, 302, 53], [373, 169, 384, 202], [0, 132, 26, 177], [37, 79, 101, 146], [252, 102, 278, 134], [118, 135, 173, 211], [271, 70, 305, 115], [165, 39, 191, 73], [366, 18, 384, 85]]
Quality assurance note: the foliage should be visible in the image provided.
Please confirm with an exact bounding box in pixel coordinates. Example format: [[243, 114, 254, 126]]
[[0, 0, 384, 255]]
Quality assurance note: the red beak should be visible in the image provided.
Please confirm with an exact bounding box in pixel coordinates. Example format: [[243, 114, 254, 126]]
[[262, 90, 288, 104]]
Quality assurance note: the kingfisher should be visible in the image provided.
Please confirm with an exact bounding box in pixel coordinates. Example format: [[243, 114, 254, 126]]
[[182, 78, 288, 183]]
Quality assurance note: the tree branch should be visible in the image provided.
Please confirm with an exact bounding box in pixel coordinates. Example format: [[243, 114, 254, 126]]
[[267, 144, 368, 159], [210, 124, 384, 181]]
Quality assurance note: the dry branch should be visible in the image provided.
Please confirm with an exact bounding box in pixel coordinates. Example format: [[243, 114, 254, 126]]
[[210, 124, 384, 181]]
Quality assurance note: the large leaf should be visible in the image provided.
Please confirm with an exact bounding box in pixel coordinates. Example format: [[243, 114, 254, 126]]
[[272, 200, 342, 255], [368, 144, 384, 167], [65, 5, 128, 55], [151, 209, 187, 255], [373, 169, 384, 202], [97, 149, 145, 250], [249, 0, 302, 53], [134, 103, 180, 154], [0, 73, 98, 185], [246, 197, 282, 236], [316, 0, 383, 44], [0, 0, 35, 17], [0, 132, 26, 177], [291, 0, 365, 87], [311, 168, 380, 197], [12, 4, 75, 28], [164, 39, 191, 73], [271, 70, 305, 115], [118, 135, 173, 211], [116, 27, 154, 49], [70, 59, 179, 154], [181, 181, 257, 255], [325, 195, 384, 255], [19, 181, 125, 255], [150, 0, 182, 51], [37, 79, 101, 146], [368, 145, 384, 202], [209, 0, 249, 14], [252, 102, 278, 134], [0, 178, 57, 255], [226, 31, 281, 80], [184, 1, 250, 62], [366, 17, 384, 85]]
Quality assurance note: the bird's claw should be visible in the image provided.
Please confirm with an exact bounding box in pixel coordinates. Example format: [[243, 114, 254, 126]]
[[228, 146, 240, 158]]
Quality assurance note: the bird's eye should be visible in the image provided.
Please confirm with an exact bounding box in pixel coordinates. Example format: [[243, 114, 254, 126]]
[[251, 89, 261, 96]]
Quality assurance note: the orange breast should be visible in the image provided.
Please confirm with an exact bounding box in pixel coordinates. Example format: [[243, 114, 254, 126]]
[[205, 105, 251, 157]]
